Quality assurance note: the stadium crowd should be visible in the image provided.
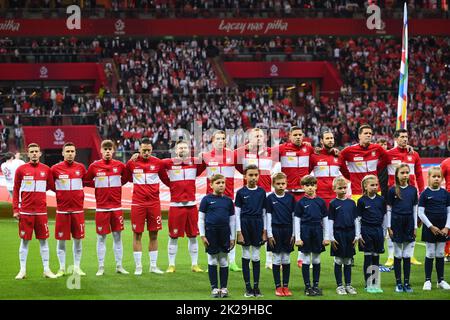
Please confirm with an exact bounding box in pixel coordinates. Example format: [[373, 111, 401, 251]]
[[0, 36, 449, 156]]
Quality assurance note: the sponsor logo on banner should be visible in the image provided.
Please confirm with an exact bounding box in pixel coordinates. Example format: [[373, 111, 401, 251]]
[[39, 66, 48, 79], [54, 128, 65, 145], [114, 19, 125, 35], [270, 64, 279, 77], [218, 19, 288, 35], [0, 19, 21, 32]]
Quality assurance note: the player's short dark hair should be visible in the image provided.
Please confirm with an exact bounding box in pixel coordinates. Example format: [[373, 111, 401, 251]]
[[210, 174, 225, 184], [140, 138, 152, 145], [101, 140, 115, 150], [301, 175, 317, 186], [27, 143, 40, 150], [394, 129, 408, 138], [244, 164, 259, 175], [290, 126, 303, 133], [358, 124, 372, 135], [320, 127, 334, 140], [63, 142, 76, 150]]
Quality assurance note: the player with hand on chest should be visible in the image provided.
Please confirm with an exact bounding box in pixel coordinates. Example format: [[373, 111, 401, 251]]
[[161, 140, 206, 273]]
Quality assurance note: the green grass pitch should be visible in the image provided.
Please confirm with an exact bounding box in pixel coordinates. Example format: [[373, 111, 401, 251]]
[[0, 215, 449, 300]]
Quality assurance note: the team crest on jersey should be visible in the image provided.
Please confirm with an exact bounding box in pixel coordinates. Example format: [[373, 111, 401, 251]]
[[302, 148, 307, 152], [334, 158, 338, 163], [407, 156, 412, 161], [75, 171, 80, 176], [371, 151, 376, 156], [58, 232, 63, 238], [113, 168, 118, 173], [40, 172, 46, 177], [150, 165, 155, 170]]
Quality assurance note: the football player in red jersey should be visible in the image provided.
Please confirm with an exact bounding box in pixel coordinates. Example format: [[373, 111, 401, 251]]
[[84, 140, 129, 276], [125, 138, 169, 275], [441, 156, 450, 262], [202, 130, 241, 272], [161, 140, 206, 273], [13, 143, 56, 280], [51, 143, 87, 277]]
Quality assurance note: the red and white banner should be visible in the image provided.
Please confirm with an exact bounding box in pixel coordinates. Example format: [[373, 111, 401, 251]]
[[23, 126, 102, 162], [0, 63, 106, 91], [0, 18, 449, 37]]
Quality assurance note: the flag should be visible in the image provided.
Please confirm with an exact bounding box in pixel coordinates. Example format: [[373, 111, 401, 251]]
[[396, 3, 408, 130]]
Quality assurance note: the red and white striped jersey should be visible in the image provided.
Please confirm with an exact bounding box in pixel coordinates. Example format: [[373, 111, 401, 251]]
[[275, 142, 314, 191], [202, 148, 235, 199], [339, 143, 389, 195], [13, 162, 54, 215], [310, 149, 342, 199], [84, 159, 127, 211], [161, 157, 205, 205], [234, 145, 274, 193], [51, 160, 86, 213], [441, 157, 450, 192], [125, 156, 169, 207], [386, 147, 424, 192]]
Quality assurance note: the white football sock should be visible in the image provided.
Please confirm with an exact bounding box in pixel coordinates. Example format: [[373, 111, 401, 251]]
[[149, 250, 158, 267], [39, 239, 50, 272], [57, 240, 66, 270], [73, 239, 82, 269], [387, 238, 394, 259], [112, 231, 123, 267], [228, 245, 236, 264], [188, 237, 199, 266], [134, 251, 142, 268], [168, 237, 178, 266], [97, 234, 107, 268], [19, 239, 29, 272]]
